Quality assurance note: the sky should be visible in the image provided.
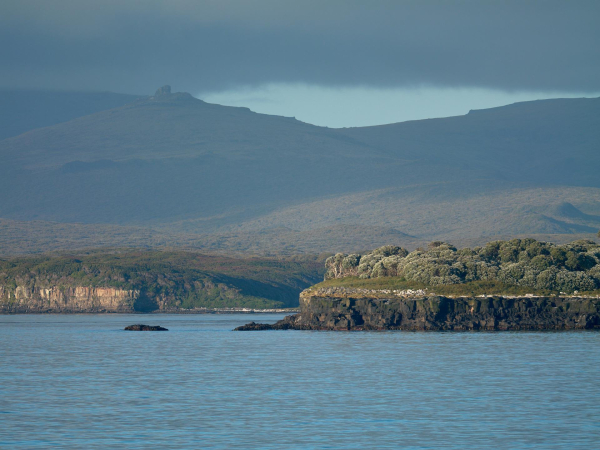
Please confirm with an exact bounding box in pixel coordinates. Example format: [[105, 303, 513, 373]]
[[2, 0, 599, 127], [200, 84, 600, 128]]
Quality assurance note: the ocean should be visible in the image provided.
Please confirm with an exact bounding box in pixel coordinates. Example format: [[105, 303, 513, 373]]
[[1, 314, 599, 449]]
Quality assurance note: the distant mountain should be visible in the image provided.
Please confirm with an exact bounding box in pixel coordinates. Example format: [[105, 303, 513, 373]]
[[340, 97, 600, 187], [0, 87, 598, 254], [0, 87, 405, 224], [0, 88, 143, 140]]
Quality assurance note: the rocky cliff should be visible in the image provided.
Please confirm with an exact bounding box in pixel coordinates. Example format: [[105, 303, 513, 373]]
[[235, 287, 600, 331], [0, 285, 138, 313], [0, 250, 323, 312]]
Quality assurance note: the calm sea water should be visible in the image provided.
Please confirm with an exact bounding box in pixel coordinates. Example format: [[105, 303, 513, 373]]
[[1, 314, 599, 449]]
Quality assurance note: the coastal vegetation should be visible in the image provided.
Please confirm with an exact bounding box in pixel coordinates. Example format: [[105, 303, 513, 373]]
[[0, 250, 323, 309], [324, 239, 600, 295]]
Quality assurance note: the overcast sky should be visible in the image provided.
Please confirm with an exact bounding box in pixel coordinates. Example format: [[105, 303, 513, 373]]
[[2, 0, 599, 126]]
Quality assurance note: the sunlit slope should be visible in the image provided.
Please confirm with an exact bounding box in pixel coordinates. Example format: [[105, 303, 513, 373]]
[[220, 184, 600, 242]]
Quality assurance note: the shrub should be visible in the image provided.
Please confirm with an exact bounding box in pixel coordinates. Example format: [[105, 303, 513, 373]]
[[323, 239, 600, 293]]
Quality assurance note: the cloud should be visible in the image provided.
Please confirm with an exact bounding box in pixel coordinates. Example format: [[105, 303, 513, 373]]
[[1, 0, 599, 94], [201, 83, 600, 128]]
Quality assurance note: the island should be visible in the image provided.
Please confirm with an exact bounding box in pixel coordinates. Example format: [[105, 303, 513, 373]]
[[236, 239, 600, 331]]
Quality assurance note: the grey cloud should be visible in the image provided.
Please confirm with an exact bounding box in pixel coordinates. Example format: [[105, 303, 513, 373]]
[[1, 0, 599, 94]]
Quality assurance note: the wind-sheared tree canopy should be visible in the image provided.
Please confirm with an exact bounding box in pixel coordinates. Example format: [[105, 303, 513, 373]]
[[325, 239, 600, 293]]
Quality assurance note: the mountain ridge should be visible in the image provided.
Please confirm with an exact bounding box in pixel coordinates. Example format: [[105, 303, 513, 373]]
[[0, 87, 598, 254], [0, 88, 144, 141]]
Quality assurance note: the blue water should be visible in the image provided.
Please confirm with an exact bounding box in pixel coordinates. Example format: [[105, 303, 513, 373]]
[[1, 314, 599, 449]]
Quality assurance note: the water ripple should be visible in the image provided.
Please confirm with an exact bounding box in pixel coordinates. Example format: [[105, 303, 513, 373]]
[[0, 314, 599, 449]]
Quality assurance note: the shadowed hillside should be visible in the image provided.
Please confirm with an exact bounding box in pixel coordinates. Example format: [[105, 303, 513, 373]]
[[0, 88, 143, 140], [340, 97, 600, 188], [0, 87, 404, 225], [0, 87, 598, 254]]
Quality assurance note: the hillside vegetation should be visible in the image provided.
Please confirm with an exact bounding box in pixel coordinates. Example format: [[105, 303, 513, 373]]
[[324, 239, 600, 294], [0, 250, 323, 309]]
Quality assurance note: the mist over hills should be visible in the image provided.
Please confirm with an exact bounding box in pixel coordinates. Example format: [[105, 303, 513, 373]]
[[0, 87, 598, 255]]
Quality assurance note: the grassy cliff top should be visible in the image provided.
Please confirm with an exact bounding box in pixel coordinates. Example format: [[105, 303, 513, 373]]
[[311, 277, 600, 298]]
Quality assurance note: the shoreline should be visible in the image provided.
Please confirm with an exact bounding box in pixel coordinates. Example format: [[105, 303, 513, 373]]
[[0, 308, 297, 315], [236, 292, 600, 331]]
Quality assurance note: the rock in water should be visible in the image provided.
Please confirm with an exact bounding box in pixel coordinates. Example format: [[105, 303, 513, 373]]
[[124, 324, 168, 331], [233, 317, 299, 331], [234, 321, 272, 331]]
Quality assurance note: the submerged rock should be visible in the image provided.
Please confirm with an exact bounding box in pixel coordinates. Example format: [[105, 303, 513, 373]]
[[124, 324, 168, 331]]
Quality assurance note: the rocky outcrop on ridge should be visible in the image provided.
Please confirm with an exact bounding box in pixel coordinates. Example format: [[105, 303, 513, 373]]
[[154, 85, 171, 96]]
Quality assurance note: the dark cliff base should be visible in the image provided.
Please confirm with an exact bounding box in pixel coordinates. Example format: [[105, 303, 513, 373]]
[[235, 295, 600, 331]]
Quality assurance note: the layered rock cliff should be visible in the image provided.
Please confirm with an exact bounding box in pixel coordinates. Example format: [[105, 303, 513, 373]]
[[0, 250, 323, 312], [236, 287, 600, 331], [0, 285, 138, 313]]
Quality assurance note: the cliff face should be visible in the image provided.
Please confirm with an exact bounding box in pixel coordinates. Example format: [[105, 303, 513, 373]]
[[236, 287, 600, 331], [0, 251, 322, 311], [0, 285, 138, 313]]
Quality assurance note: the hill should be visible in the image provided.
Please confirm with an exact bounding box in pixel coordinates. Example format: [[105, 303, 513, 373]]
[[0, 250, 323, 310], [0, 88, 143, 140], [0, 87, 396, 225], [0, 87, 599, 254], [341, 97, 600, 188]]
